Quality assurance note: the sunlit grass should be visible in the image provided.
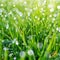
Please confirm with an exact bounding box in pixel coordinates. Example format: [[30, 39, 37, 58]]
[[0, 0, 60, 60]]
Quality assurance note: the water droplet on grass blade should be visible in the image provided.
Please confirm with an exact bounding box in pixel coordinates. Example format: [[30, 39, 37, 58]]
[[13, 4, 15, 7], [27, 49, 34, 56], [6, 24, 9, 29], [20, 51, 26, 58], [37, 42, 43, 49], [53, 14, 57, 17], [57, 5, 60, 9], [3, 47, 8, 51], [12, 38, 16, 44], [56, 27, 60, 32], [1, 4, 3, 7], [14, 57, 16, 60], [49, 15, 52, 17], [9, 53, 13, 57], [8, 11, 12, 15], [24, 1, 27, 5], [16, 41, 19, 45], [50, 8, 54, 12], [19, 12, 23, 17]]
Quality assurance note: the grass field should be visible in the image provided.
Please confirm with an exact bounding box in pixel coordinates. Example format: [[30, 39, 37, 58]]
[[0, 0, 60, 60]]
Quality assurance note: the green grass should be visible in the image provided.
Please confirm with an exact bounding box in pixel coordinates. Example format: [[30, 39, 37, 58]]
[[0, 0, 60, 60]]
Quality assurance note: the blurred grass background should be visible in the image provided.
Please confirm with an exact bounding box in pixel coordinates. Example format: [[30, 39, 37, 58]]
[[0, 0, 60, 60]]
